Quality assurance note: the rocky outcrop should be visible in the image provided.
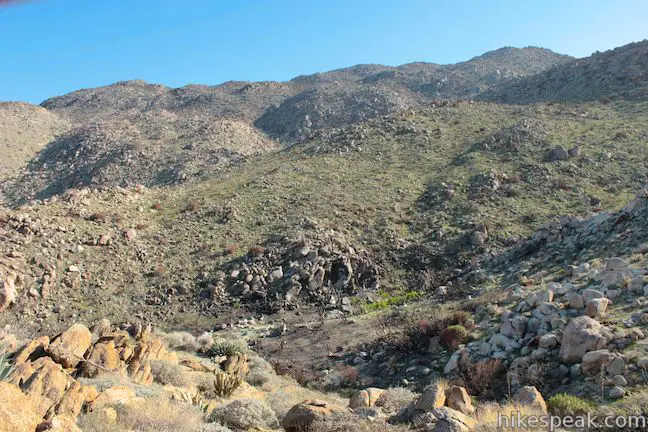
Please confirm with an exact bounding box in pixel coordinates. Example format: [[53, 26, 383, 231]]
[[218, 221, 381, 311], [0, 382, 42, 432]]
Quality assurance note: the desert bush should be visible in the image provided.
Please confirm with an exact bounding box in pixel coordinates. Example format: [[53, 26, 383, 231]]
[[547, 393, 595, 416], [337, 365, 360, 386], [374, 387, 418, 415], [158, 331, 199, 352], [247, 245, 266, 257], [150, 360, 190, 387], [459, 357, 507, 399], [209, 399, 279, 430], [185, 199, 202, 212], [89, 212, 108, 222], [223, 244, 238, 255], [246, 369, 275, 387], [246, 353, 277, 386], [440, 325, 468, 349], [195, 332, 214, 352], [79, 397, 204, 432]]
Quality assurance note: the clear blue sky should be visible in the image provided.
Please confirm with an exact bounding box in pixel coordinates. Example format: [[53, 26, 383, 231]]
[[1, 0, 647, 103]]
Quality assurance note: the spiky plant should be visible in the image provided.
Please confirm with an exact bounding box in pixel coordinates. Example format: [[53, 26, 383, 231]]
[[0, 343, 14, 381], [214, 372, 242, 398], [208, 340, 246, 358]]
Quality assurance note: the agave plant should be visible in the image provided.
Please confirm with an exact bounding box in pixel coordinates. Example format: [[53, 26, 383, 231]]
[[0, 343, 14, 381]]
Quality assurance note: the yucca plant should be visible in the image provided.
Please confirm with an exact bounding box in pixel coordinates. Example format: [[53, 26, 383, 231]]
[[0, 343, 14, 381], [208, 340, 246, 358], [177, 389, 210, 413]]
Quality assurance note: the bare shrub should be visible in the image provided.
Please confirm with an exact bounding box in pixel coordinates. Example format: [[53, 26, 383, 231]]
[[247, 245, 266, 257], [208, 399, 279, 430], [149, 360, 190, 387], [158, 331, 199, 352], [78, 397, 204, 432], [458, 357, 507, 400]]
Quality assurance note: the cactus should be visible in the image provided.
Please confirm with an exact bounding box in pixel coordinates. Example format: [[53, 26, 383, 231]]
[[214, 371, 242, 397]]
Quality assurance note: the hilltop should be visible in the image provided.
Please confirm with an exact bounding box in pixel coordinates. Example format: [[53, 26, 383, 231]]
[[2, 47, 570, 204], [479, 39, 648, 103]]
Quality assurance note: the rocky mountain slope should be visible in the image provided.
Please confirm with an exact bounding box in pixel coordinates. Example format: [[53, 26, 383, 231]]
[[479, 39, 648, 103], [0, 102, 68, 180], [2, 40, 648, 431], [0, 47, 570, 205]]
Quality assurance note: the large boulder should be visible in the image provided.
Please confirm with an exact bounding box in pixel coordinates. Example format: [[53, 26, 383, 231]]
[[581, 349, 616, 376], [415, 383, 447, 412], [559, 316, 611, 363], [445, 386, 475, 415], [413, 407, 476, 432], [46, 324, 92, 368], [0, 382, 42, 432], [514, 386, 547, 413], [281, 400, 337, 432], [81, 340, 121, 378], [10, 357, 74, 417], [349, 387, 385, 409]]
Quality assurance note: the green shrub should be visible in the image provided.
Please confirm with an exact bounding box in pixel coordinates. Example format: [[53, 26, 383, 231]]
[[547, 393, 595, 416], [209, 340, 246, 358]]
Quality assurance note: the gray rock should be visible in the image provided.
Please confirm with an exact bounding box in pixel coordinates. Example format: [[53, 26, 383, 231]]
[[608, 386, 626, 399], [560, 316, 611, 363], [549, 146, 569, 162]]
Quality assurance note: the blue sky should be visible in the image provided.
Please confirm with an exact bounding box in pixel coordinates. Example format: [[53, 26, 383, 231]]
[[1, 0, 647, 103]]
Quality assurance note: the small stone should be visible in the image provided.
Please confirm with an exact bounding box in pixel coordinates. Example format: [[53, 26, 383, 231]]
[[585, 298, 610, 318], [612, 375, 627, 386], [608, 386, 625, 399], [124, 229, 136, 241]]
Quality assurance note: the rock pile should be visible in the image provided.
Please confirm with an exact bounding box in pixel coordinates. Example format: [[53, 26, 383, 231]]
[[212, 221, 381, 312]]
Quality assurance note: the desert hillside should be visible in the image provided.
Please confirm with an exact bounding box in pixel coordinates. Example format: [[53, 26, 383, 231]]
[[1, 40, 648, 432]]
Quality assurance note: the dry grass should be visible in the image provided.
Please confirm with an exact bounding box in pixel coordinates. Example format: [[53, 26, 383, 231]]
[[158, 331, 200, 352], [79, 397, 204, 432], [475, 402, 547, 431], [310, 412, 409, 431]]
